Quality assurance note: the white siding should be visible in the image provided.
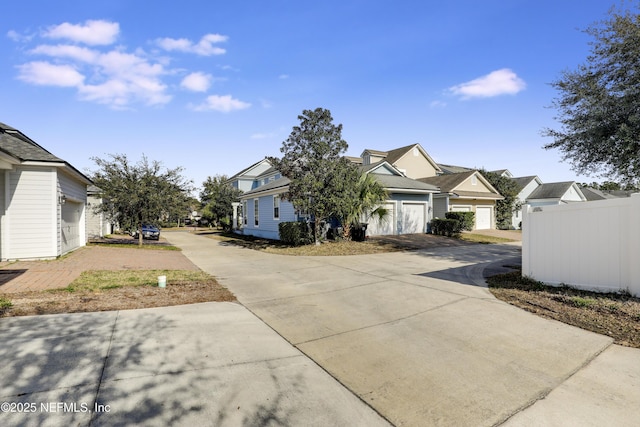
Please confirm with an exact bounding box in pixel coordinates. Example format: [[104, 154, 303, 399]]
[[57, 170, 87, 252], [366, 202, 396, 236], [86, 195, 111, 239], [58, 170, 87, 202], [6, 167, 57, 259]]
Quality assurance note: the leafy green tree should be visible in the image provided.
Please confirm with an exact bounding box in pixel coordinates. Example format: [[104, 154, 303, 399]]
[[200, 175, 242, 229], [269, 107, 358, 244], [480, 170, 520, 229], [543, 5, 640, 186], [90, 154, 193, 245]]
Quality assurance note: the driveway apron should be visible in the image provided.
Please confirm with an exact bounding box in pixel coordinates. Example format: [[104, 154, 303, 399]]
[[164, 231, 634, 427]]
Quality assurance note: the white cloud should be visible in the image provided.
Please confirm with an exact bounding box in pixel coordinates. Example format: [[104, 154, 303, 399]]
[[190, 95, 251, 112], [181, 72, 212, 92], [7, 30, 32, 42], [43, 20, 119, 46], [449, 68, 526, 99], [11, 21, 234, 109], [30, 44, 99, 63], [79, 79, 171, 109], [156, 33, 228, 56], [278, 74, 289, 79], [17, 61, 84, 87]]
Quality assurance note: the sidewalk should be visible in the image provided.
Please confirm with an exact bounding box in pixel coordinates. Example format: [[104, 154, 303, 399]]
[[0, 302, 390, 427]]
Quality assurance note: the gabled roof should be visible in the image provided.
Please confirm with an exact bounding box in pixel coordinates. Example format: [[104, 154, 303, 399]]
[[372, 174, 439, 193], [362, 143, 442, 175], [527, 182, 583, 200], [437, 163, 475, 174], [345, 156, 363, 164], [0, 122, 92, 184], [0, 122, 64, 163], [511, 175, 541, 191], [228, 158, 272, 180], [490, 169, 512, 178], [580, 186, 617, 201], [241, 176, 290, 197], [419, 170, 503, 199], [360, 148, 388, 157], [362, 161, 439, 193]]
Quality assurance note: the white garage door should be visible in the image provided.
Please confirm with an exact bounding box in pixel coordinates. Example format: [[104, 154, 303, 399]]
[[401, 203, 426, 234], [475, 207, 492, 230], [61, 201, 81, 253], [366, 203, 395, 236]]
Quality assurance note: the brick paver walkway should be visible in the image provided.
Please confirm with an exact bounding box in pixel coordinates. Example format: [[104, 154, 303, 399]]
[[0, 245, 200, 293]]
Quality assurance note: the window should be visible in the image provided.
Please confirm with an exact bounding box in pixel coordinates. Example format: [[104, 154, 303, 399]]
[[471, 175, 478, 185], [273, 195, 280, 220], [242, 201, 247, 225], [254, 199, 259, 226]]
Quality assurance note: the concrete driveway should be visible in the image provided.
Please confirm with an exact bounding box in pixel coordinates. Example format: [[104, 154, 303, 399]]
[[165, 231, 640, 427]]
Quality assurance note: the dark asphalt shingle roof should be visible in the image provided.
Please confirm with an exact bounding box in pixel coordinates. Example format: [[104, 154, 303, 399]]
[[0, 122, 63, 163], [437, 164, 475, 174], [371, 173, 439, 192], [527, 182, 577, 199], [511, 176, 539, 192], [418, 170, 477, 192], [242, 176, 291, 196]]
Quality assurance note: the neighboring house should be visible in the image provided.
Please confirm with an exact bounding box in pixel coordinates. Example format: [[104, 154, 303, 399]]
[[361, 143, 502, 230], [580, 187, 636, 200], [86, 185, 112, 239], [509, 178, 587, 228], [0, 122, 93, 260], [418, 171, 503, 230], [229, 158, 276, 192], [359, 161, 439, 235], [231, 157, 439, 239], [361, 144, 442, 178], [510, 176, 543, 228], [526, 182, 587, 207]]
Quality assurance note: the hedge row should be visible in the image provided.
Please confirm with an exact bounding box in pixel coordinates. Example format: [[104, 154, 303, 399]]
[[431, 212, 475, 236]]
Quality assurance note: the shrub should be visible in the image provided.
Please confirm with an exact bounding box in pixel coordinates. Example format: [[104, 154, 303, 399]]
[[445, 211, 475, 231], [279, 221, 313, 246], [431, 218, 458, 236]]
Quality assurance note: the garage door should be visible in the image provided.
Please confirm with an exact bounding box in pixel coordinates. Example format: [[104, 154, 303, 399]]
[[61, 201, 81, 253], [366, 203, 395, 236], [401, 203, 426, 234], [475, 207, 492, 230]]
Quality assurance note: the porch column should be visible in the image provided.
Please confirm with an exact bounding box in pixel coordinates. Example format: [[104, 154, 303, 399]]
[[232, 202, 240, 229]]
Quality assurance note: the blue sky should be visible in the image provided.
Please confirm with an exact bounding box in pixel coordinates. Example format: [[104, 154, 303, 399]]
[[1, 1, 623, 192]]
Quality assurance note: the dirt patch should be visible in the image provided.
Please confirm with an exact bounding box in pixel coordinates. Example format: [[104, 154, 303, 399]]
[[0, 280, 236, 318], [488, 271, 640, 348]]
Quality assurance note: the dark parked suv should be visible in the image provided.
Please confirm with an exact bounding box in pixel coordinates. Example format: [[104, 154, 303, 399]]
[[132, 224, 161, 240]]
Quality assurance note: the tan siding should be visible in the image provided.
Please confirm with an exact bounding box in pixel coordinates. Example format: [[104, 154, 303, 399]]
[[394, 151, 438, 179], [456, 174, 495, 193]]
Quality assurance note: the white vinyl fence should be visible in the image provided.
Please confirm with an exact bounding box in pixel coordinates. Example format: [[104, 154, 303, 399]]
[[522, 193, 640, 297]]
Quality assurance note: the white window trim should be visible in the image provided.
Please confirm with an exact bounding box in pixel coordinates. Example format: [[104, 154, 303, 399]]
[[273, 194, 280, 220], [254, 198, 259, 227], [243, 201, 247, 225]]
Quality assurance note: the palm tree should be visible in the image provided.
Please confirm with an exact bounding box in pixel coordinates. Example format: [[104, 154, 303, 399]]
[[342, 172, 389, 240]]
